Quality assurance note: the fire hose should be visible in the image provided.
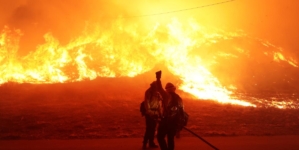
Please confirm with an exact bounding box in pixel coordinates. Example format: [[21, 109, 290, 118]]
[[183, 127, 219, 150]]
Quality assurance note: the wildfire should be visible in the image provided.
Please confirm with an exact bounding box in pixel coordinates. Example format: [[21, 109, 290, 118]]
[[1, 17, 298, 108]]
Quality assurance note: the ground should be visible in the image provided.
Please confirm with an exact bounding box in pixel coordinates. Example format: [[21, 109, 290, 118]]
[[0, 80, 299, 140]]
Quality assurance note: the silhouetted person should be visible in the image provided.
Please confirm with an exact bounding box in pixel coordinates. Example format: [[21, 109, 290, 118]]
[[155, 71, 184, 150], [142, 81, 161, 149]]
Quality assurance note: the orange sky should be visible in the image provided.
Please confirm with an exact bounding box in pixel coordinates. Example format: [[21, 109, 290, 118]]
[[0, 0, 298, 57]]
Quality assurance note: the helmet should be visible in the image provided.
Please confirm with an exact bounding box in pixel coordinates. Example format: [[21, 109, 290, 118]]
[[165, 82, 175, 89]]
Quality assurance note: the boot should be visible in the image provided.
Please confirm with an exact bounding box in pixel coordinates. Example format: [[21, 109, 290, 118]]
[[142, 143, 147, 149]]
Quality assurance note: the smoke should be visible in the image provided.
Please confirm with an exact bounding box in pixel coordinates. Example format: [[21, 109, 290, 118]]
[[2, 0, 298, 56], [0, 0, 133, 55]]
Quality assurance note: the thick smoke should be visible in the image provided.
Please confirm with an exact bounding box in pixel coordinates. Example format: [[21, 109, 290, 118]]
[[0, 0, 132, 55], [1, 0, 298, 57]]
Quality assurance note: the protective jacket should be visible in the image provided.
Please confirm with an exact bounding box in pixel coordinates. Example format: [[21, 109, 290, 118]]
[[156, 80, 183, 123], [144, 88, 162, 118]]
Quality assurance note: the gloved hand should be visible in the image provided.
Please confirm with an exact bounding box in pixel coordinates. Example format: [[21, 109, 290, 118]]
[[177, 124, 184, 131], [156, 70, 162, 80]]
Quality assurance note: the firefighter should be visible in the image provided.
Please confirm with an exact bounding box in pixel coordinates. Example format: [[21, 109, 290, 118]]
[[142, 81, 161, 149], [155, 71, 184, 150]]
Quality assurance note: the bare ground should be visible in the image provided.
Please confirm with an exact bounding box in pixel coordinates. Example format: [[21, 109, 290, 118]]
[[0, 81, 299, 140]]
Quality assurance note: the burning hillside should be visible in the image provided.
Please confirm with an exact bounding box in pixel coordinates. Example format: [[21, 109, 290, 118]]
[[1, 0, 298, 109]]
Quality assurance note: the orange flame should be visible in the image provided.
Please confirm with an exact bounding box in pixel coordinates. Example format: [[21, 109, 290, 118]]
[[1, 18, 298, 108]]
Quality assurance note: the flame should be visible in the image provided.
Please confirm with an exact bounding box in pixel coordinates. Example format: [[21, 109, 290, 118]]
[[261, 40, 298, 67], [274, 52, 298, 67], [1, 17, 298, 108]]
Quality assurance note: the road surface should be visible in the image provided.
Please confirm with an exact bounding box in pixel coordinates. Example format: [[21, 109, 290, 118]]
[[1, 136, 298, 150]]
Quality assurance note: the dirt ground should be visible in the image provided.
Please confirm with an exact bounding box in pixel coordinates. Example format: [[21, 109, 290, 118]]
[[1, 81, 299, 140]]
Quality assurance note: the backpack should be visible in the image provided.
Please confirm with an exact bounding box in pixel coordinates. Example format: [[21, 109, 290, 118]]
[[140, 101, 146, 116], [178, 108, 189, 127]]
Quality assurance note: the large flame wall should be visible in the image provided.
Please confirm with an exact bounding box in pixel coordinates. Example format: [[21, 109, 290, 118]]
[[1, 0, 299, 108]]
